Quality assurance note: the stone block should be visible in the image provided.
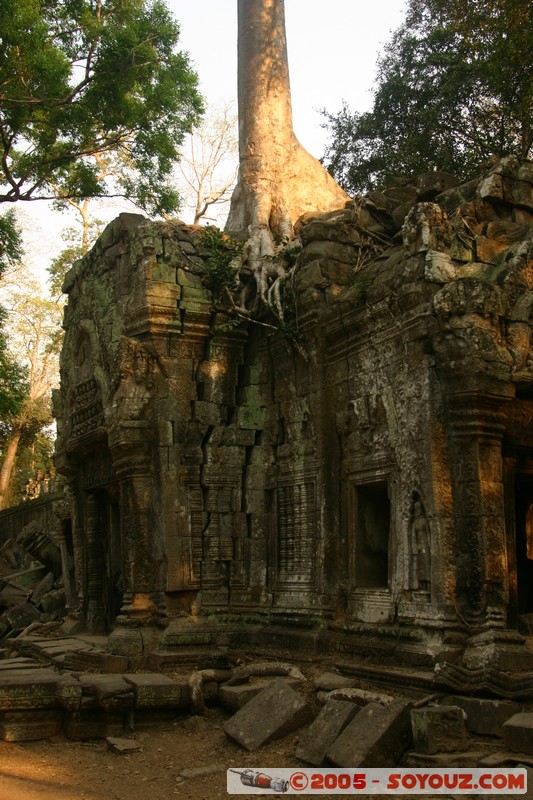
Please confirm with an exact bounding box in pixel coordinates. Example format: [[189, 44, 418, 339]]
[[475, 235, 509, 264], [411, 705, 468, 754], [0, 709, 63, 741], [106, 736, 143, 754], [223, 679, 314, 751], [78, 674, 134, 712], [296, 700, 358, 766], [56, 675, 83, 711], [30, 571, 55, 605], [303, 240, 357, 265], [503, 713, 533, 755], [123, 673, 183, 709], [416, 171, 460, 200], [425, 250, 457, 282], [478, 173, 504, 202], [219, 678, 301, 712], [505, 179, 533, 211], [327, 699, 412, 767], [0, 577, 28, 606], [40, 588, 66, 615], [441, 695, 522, 737], [235, 405, 266, 430], [64, 710, 125, 740], [296, 260, 326, 291], [8, 566, 48, 590], [0, 669, 60, 710], [322, 258, 355, 285], [5, 601, 41, 630]]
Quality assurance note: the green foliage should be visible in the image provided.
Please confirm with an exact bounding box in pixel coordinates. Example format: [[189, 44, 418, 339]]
[[0, 0, 204, 215], [198, 227, 243, 295], [264, 238, 301, 270], [48, 244, 84, 299], [0, 210, 23, 276], [48, 217, 105, 297], [12, 428, 56, 502], [323, 0, 533, 193], [0, 211, 26, 420], [0, 314, 28, 420], [350, 271, 372, 303], [274, 318, 300, 347]]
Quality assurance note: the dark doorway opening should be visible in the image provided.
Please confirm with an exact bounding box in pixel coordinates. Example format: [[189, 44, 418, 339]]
[[354, 481, 390, 588]]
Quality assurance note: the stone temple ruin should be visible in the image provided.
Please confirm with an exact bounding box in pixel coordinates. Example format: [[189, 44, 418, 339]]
[[32, 153, 530, 679], [1, 155, 533, 684]]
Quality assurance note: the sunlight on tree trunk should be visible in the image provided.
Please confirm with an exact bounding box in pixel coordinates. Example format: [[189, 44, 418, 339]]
[[0, 264, 61, 508], [0, 426, 22, 510], [226, 0, 349, 314]]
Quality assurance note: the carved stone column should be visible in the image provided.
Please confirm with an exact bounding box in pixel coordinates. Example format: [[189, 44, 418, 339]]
[[85, 492, 106, 633], [448, 388, 510, 622], [447, 379, 533, 669], [114, 451, 159, 619]]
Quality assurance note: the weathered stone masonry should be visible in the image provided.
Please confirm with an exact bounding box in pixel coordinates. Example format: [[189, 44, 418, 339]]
[[55, 156, 533, 669]]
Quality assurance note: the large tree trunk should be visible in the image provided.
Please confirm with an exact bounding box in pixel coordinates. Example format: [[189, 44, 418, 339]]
[[225, 0, 348, 311], [0, 426, 22, 510]]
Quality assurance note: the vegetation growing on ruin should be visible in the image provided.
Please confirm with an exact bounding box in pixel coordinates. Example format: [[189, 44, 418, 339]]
[[323, 0, 533, 192]]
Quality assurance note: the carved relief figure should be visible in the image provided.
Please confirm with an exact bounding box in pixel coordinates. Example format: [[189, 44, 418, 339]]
[[113, 338, 157, 420], [411, 497, 431, 592]]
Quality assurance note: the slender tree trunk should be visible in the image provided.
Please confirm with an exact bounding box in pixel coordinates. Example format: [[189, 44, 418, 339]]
[[226, 0, 348, 247], [0, 426, 22, 510]]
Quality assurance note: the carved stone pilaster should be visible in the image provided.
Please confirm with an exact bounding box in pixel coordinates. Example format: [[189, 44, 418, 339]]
[[446, 380, 513, 623], [85, 493, 106, 633]]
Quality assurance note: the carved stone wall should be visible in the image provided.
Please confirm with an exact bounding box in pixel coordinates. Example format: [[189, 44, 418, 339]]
[[55, 157, 533, 666]]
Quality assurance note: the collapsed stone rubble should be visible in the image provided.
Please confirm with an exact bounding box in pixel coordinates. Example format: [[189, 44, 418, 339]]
[[1, 640, 533, 772], [0, 521, 68, 641]]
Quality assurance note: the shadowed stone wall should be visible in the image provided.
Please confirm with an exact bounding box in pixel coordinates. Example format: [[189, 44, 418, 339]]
[[55, 156, 533, 668]]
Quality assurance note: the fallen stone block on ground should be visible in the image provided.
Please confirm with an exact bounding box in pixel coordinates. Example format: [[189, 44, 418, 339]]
[[502, 713, 533, 755], [411, 705, 468, 754], [123, 673, 184, 709], [106, 736, 143, 754], [219, 677, 301, 711], [327, 698, 412, 767], [0, 668, 60, 709], [78, 673, 134, 712], [296, 699, 358, 766], [223, 678, 314, 751], [441, 695, 522, 737]]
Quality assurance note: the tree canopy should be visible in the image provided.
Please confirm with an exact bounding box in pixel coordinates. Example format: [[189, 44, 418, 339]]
[[323, 0, 533, 194], [0, 0, 204, 216]]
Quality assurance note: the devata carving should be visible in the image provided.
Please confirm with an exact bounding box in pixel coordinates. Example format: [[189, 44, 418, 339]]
[[410, 496, 431, 593]]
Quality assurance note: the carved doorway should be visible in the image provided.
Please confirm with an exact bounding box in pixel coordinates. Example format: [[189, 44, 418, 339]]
[[86, 485, 123, 631]]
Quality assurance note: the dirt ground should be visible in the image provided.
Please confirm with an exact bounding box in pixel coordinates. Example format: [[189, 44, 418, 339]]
[[0, 705, 304, 800], [1, 654, 530, 800]]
